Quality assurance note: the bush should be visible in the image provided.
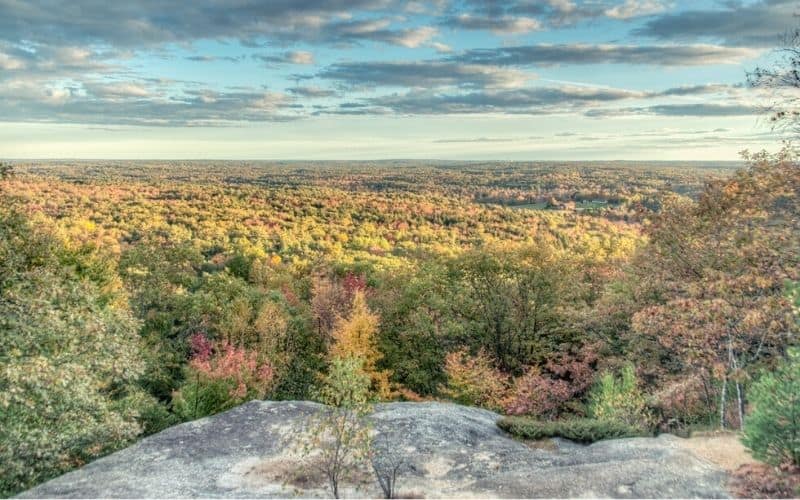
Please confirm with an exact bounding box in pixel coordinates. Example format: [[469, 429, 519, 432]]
[[588, 363, 652, 431], [134, 394, 180, 435], [172, 334, 274, 420], [441, 349, 508, 411], [742, 347, 800, 466], [498, 416, 644, 443], [504, 347, 597, 418], [730, 462, 800, 499]]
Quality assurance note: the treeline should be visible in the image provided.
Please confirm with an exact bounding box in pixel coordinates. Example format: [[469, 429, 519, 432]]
[[9, 159, 736, 218], [0, 150, 798, 496]]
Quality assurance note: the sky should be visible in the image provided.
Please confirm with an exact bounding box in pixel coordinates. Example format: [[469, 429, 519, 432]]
[[0, 0, 796, 160]]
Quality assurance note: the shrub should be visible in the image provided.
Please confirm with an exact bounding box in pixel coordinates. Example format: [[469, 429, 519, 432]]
[[172, 334, 274, 420], [742, 347, 800, 466], [441, 349, 508, 411], [588, 363, 652, 431], [134, 394, 180, 435], [498, 416, 644, 443], [730, 462, 800, 499], [504, 347, 597, 418]]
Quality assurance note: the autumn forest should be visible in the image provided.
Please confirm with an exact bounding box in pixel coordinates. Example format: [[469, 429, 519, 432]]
[[2, 147, 799, 495]]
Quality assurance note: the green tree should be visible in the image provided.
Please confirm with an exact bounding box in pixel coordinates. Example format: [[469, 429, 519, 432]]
[[0, 208, 151, 496], [451, 243, 578, 373], [742, 283, 800, 466], [742, 347, 800, 466], [373, 264, 449, 397], [0, 162, 12, 180], [302, 356, 373, 498], [588, 363, 652, 431]]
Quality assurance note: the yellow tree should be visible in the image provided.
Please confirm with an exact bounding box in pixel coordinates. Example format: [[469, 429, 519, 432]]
[[330, 291, 393, 399]]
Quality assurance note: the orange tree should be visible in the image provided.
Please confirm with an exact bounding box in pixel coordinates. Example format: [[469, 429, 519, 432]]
[[628, 147, 800, 429]]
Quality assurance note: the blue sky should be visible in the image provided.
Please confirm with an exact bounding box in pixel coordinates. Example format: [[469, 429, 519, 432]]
[[0, 0, 795, 159]]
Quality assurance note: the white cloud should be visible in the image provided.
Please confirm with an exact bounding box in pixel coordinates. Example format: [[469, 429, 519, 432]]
[[605, 0, 668, 20], [286, 51, 315, 65]]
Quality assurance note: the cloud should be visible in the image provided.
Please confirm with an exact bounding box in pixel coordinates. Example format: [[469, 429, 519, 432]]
[[0, 49, 25, 70], [0, 1, 425, 48], [386, 26, 438, 48], [255, 51, 315, 65], [329, 85, 651, 115], [83, 82, 152, 99], [0, 42, 119, 80], [321, 82, 749, 116], [317, 19, 438, 47], [636, 0, 798, 47], [432, 137, 517, 143], [430, 42, 453, 53], [442, 14, 542, 34], [287, 86, 338, 98], [0, 0, 774, 127], [586, 103, 761, 117], [451, 43, 760, 67], [655, 83, 739, 96], [185, 55, 243, 63], [0, 78, 299, 126], [604, 0, 668, 20], [318, 61, 530, 89]]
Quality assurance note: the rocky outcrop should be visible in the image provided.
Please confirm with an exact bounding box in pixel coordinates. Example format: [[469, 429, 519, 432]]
[[20, 401, 730, 498]]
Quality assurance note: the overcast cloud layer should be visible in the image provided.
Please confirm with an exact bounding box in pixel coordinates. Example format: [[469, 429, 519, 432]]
[[0, 0, 794, 158]]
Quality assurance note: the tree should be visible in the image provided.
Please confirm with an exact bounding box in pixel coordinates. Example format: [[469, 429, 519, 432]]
[[0, 208, 151, 496], [311, 272, 367, 341], [451, 243, 579, 373], [372, 264, 449, 397], [302, 357, 373, 499], [588, 363, 652, 431], [171, 334, 274, 420], [441, 349, 508, 411], [369, 432, 408, 499], [742, 347, 800, 466], [748, 28, 800, 133], [330, 291, 393, 399], [504, 345, 597, 418], [0, 162, 12, 180], [742, 282, 800, 466], [628, 147, 800, 429]]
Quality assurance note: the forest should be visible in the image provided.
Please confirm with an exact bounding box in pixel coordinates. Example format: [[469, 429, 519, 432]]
[[1, 150, 798, 496]]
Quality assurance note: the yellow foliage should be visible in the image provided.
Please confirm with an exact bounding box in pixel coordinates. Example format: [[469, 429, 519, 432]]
[[329, 291, 393, 399]]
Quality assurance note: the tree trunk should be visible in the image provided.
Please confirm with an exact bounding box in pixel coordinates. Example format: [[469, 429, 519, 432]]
[[735, 381, 744, 430], [719, 375, 727, 430]]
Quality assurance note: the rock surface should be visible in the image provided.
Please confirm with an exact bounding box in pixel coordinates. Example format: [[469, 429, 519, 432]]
[[20, 401, 730, 498]]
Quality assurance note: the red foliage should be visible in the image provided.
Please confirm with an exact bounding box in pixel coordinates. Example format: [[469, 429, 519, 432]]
[[504, 347, 598, 418], [189, 332, 213, 361], [188, 334, 274, 399], [342, 272, 368, 295]]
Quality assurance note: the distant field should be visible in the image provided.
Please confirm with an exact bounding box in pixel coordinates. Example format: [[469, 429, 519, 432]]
[[510, 202, 549, 210]]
